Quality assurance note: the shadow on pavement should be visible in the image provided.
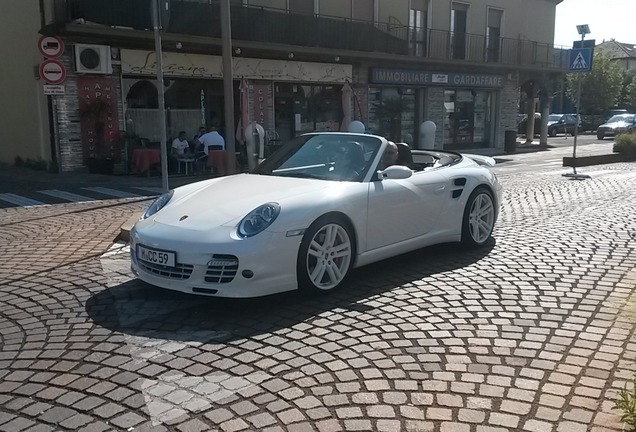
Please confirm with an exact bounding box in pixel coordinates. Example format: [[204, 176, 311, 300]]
[[86, 240, 495, 344]]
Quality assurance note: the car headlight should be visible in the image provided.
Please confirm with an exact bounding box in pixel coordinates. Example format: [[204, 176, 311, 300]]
[[142, 190, 174, 220], [238, 203, 280, 238]]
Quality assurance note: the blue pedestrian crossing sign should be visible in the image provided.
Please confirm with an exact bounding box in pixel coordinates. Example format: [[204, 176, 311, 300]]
[[569, 47, 593, 72]]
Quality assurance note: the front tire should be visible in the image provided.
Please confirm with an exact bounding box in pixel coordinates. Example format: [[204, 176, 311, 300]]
[[597, 132, 604, 140], [297, 216, 355, 293], [461, 187, 495, 247]]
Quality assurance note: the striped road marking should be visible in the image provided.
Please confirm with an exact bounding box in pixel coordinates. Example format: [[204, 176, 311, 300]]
[[0, 193, 46, 207], [81, 187, 141, 199], [39, 189, 96, 202]]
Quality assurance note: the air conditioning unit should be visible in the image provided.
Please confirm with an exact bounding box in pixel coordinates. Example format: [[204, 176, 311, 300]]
[[74, 44, 112, 74]]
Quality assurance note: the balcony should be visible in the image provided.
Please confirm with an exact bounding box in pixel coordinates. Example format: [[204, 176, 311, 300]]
[[52, 0, 569, 70]]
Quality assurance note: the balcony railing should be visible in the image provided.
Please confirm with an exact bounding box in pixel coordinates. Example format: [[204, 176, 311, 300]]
[[53, 0, 570, 70]]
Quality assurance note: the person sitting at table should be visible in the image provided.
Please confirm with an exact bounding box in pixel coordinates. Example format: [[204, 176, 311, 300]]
[[191, 126, 206, 153], [171, 131, 190, 156], [193, 124, 225, 173], [197, 124, 226, 154]]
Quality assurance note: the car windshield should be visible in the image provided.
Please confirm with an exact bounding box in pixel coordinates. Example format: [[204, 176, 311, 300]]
[[548, 115, 562, 121], [607, 114, 635, 123], [253, 133, 382, 182]]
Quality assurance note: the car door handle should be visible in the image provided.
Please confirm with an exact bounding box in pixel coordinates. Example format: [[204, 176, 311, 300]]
[[434, 185, 446, 194]]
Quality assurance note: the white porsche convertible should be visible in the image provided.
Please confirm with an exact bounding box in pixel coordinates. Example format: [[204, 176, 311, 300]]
[[131, 132, 502, 298]]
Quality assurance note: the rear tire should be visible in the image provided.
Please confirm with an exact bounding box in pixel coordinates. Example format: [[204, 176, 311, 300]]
[[297, 215, 355, 294], [549, 128, 556, 137], [461, 187, 495, 248]]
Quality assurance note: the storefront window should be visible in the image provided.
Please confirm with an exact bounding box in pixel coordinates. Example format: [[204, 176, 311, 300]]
[[368, 87, 416, 142], [275, 83, 342, 141], [443, 89, 493, 149], [124, 78, 232, 144]]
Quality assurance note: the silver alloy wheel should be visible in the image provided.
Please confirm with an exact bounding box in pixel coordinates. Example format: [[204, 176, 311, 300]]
[[305, 223, 352, 290], [468, 192, 495, 244]]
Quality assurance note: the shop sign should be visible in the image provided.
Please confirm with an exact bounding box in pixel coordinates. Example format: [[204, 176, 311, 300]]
[[43, 84, 65, 95], [77, 76, 120, 161], [371, 68, 503, 88], [38, 35, 64, 58], [251, 83, 270, 127], [121, 50, 352, 83], [39, 59, 66, 84]]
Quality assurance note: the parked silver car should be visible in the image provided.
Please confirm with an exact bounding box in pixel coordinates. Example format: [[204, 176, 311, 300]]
[[596, 114, 636, 140]]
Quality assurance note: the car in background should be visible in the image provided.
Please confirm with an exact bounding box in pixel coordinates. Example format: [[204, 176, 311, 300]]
[[596, 114, 636, 140], [547, 114, 579, 137], [517, 113, 541, 136]]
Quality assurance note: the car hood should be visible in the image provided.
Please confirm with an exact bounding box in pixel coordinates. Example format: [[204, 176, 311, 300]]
[[152, 174, 334, 229]]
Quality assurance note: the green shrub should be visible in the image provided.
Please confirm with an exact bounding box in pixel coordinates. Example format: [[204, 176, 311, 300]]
[[613, 133, 636, 159], [14, 156, 24, 166], [615, 375, 636, 429]]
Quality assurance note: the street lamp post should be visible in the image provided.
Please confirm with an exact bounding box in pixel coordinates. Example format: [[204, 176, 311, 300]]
[[564, 24, 591, 180], [220, 0, 236, 174]]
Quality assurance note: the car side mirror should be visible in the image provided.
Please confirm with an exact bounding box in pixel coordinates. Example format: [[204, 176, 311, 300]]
[[377, 165, 413, 180]]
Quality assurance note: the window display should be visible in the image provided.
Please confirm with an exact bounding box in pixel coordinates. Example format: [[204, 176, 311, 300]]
[[443, 89, 493, 149]]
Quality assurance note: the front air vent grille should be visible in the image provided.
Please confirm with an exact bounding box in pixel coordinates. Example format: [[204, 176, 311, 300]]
[[139, 262, 193, 279], [205, 255, 239, 283]]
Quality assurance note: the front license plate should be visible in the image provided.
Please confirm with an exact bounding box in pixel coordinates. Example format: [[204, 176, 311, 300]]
[[137, 245, 176, 267]]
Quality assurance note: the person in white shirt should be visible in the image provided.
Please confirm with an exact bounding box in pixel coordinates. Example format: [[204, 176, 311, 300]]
[[171, 131, 190, 156], [197, 127, 225, 154]]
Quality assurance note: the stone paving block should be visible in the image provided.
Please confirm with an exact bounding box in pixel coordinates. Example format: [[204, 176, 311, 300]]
[[0, 417, 35, 432], [489, 412, 520, 429]]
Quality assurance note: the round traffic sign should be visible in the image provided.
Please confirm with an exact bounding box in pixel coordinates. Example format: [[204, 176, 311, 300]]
[[38, 35, 65, 59], [39, 59, 66, 84]]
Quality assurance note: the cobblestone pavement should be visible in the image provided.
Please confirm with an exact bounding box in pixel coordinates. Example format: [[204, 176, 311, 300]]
[[1, 159, 635, 432]]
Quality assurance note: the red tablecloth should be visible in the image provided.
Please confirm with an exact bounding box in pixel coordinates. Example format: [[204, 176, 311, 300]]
[[132, 148, 162, 174], [207, 150, 228, 175]]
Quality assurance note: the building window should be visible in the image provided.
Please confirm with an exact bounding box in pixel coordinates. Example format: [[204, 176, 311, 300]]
[[487, 8, 503, 62], [289, 0, 315, 15], [353, 0, 374, 22], [451, 2, 468, 60], [409, 0, 428, 56], [443, 89, 494, 149]]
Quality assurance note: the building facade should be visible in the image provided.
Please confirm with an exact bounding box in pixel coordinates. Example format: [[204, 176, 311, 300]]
[[0, 0, 566, 173]]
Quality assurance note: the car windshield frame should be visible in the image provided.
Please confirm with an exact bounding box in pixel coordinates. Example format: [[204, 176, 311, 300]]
[[548, 115, 562, 122], [253, 133, 383, 182]]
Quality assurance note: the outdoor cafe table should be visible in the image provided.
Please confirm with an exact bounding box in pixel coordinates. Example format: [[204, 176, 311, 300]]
[[132, 148, 161, 175]]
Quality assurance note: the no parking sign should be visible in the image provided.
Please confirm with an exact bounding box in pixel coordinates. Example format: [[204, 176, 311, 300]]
[[39, 59, 66, 84]]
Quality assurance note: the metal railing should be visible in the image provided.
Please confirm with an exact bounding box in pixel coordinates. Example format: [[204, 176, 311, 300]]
[[53, 0, 570, 70]]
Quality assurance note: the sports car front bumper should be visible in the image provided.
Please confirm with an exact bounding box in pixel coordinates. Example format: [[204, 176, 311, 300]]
[[130, 224, 303, 298]]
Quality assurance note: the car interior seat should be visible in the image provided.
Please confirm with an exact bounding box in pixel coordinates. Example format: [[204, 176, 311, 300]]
[[343, 141, 365, 172], [395, 142, 414, 168]]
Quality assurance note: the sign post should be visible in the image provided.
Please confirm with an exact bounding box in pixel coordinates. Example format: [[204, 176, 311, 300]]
[[563, 26, 594, 180], [152, 0, 170, 192]]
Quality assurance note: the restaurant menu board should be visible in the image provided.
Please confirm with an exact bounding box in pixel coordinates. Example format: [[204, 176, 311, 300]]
[[78, 76, 120, 162]]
